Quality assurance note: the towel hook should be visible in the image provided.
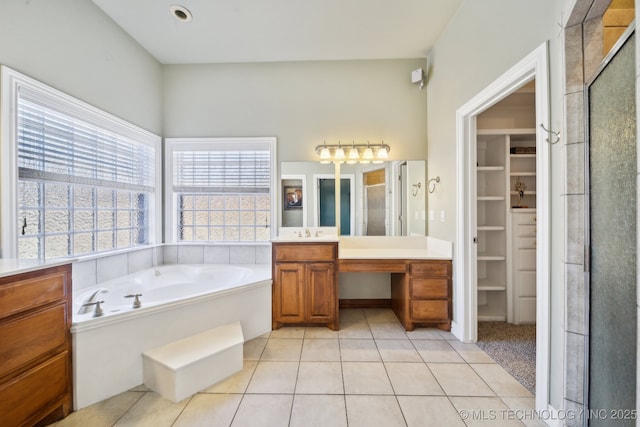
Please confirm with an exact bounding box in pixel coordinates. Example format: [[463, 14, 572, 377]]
[[411, 182, 422, 196], [427, 176, 440, 193], [540, 123, 560, 144]]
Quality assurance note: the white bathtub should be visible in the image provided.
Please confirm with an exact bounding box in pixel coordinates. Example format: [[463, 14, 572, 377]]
[[71, 264, 272, 410]]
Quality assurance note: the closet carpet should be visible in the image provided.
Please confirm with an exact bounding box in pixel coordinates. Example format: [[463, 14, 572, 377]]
[[476, 322, 536, 394]]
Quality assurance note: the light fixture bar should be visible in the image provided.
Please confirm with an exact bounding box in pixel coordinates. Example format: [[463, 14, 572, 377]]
[[314, 141, 391, 164]]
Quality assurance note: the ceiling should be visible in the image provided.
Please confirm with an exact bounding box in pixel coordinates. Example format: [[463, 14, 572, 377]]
[[91, 0, 463, 64]]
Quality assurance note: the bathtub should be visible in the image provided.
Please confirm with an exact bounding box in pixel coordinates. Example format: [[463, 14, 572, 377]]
[[71, 263, 272, 410]]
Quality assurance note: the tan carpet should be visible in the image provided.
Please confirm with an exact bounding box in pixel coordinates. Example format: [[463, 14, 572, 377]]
[[476, 321, 536, 393]]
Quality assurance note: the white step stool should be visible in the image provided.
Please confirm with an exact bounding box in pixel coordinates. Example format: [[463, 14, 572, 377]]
[[142, 321, 244, 402]]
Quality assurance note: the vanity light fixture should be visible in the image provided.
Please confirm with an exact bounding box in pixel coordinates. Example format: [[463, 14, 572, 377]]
[[314, 141, 391, 164]]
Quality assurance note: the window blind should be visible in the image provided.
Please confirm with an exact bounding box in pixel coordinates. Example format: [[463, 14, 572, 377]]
[[17, 96, 155, 192], [173, 150, 271, 193]]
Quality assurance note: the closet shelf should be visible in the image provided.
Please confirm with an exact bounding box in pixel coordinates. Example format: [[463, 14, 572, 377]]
[[477, 196, 505, 201], [478, 166, 505, 171], [477, 225, 505, 231]]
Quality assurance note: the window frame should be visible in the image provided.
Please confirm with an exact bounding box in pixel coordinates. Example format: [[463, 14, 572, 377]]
[[0, 66, 162, 259], [164, 137, 277, 244]]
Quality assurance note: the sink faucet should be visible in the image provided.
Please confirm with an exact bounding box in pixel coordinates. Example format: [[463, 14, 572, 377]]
[[305, 229, 311, 237], [78, 288, 109, 314]]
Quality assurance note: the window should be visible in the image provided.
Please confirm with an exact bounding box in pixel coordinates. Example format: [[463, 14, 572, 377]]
[[165, 138, 276, 243], [1, 67, 161, 260]]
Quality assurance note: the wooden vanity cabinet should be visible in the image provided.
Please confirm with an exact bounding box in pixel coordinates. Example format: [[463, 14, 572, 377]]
[[272, 242, 338, 330], [391, 260, 452, 331], [0, 264, 73, 427]]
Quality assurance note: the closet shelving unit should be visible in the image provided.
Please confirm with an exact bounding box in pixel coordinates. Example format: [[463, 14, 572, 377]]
[[476, 128, 536, 322]]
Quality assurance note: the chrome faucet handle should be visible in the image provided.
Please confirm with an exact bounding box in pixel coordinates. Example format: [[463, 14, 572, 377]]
[[125, 293, 142, 308], [82, 300, 105, 317]]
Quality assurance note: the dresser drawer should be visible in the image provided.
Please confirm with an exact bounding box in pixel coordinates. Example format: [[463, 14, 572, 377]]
[[0, 271, 67, 319], [0, 303, 67, 379], [409, 262, 450, 277], [274, 243, 337, 262], [517, 224, 536, 237], [514, 213, 536, 225], [0, 351, 68, 427], [518, 249, 536, 270], [410, 278, 449, 299], [410, 300, 449, 321]]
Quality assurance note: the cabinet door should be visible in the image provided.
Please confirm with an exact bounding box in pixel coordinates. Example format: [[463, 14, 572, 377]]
[[305, 263, 335, 322], [274, 263, 305, 323]]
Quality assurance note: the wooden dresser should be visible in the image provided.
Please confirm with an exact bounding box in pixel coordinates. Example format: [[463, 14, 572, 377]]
[[272, 242, 339, 330], [0, 264, 73, 427]]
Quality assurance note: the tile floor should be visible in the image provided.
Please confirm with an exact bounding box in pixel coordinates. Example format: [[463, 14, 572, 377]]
[[51, 309, 546, 427]]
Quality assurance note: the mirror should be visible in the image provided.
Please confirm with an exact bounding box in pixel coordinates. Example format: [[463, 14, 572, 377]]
[[280, 161, 426, 236]]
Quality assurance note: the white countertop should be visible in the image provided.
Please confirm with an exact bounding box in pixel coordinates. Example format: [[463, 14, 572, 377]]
[[273, 234, 453, 260], [0, 258, 73, 278]]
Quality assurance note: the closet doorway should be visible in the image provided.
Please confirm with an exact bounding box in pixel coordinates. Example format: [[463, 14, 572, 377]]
[[455, 43, 550, 411]]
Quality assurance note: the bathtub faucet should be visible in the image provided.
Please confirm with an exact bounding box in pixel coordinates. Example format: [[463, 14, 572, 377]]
[[78, 288, 109, 314], [125, 293, 142, 309]]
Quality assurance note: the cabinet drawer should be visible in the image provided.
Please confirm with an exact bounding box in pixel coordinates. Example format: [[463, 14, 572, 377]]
[[514, 213, 536, 225], [0, 304, 67, 379], [410, 300, 449, 321], [0, 351, 68, 427], [516, 237, 536, 249], [409, 262, 450, 277], [518, 271, 536, 297], [0, 271, 67, 319], [410, 278, 449, 299], [517, 225, 536, 237], [518, 249, 536, 270], [274, 244, 336, 262]]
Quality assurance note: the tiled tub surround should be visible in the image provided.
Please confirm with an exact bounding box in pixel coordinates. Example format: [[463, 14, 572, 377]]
[[71, 244, 272, 410]]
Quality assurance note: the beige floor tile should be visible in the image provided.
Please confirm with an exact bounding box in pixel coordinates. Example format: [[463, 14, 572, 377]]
[[261, 338, 303, 361], [339, 338, 381, 361], [52, 392, 144, 427], [449, 341, 496, 363], [376, 339, 422, 362], [202, 360, 257, 393], [364, 308, 400, 323], [342, 362, 394, 395], [370, 323, 408, 339], [438, 330, 459, 340], [269, 326, 305, 338], [449, 396, 526, 427], [301, 338, 341, 361], [304, 326, 340, 338], [290, 394, 347, 427], [296, 361, 344, 394], [397, 396, 466, 427], [345, 395, 406, 427], [243, 338, 267, 360], [113, 392, 189, 427], [405, 328, 446, 340], [428, 363, 495, 396], [246, 361, 299, 394], [385, 362, 444, 395], [340, 309, 366, 322], [501, 397, 548, 427], [128, 384, 151, 392], [172, 394, 242, 427], [230, 394, 293, 427], [413, 339, 465, 363], [471, 364, 533, 397], [338, 320, 373, 338]]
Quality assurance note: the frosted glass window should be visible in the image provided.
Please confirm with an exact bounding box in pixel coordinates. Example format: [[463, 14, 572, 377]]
[[167, 139, 274, 243], [12, 75, 157, 261]]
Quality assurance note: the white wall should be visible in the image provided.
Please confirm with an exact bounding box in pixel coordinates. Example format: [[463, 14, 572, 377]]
[[162, 59, 428, 162], [0, 0, 163, 134], [426, 0, 566, 409]]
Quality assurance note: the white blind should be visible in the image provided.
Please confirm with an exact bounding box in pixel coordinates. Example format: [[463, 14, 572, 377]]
[[17, 94, 155, 192], [173, 150, 271, 193]]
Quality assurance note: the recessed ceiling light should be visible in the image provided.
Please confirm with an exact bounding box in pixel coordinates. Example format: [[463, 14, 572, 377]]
[[170, 5, 192, 22]]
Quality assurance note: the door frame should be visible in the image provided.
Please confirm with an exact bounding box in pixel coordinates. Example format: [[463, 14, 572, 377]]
[[454, 42, 550, 411], [313, 173, 355, 234]]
